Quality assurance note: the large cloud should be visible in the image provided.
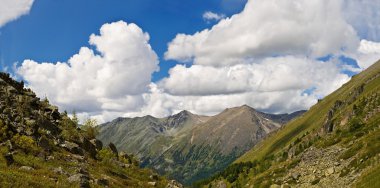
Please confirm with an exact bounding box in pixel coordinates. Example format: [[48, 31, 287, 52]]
[[159, 56, 349, 96], [17, 21, 159, 120], [165, 0, 359, 66], [0, 0, 34, 27]]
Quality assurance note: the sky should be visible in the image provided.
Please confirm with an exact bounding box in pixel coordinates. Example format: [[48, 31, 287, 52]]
[[1, 0, 380, 123]]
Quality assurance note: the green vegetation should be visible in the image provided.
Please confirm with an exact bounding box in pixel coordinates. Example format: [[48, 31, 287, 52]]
[[82, 118, 99, 139]]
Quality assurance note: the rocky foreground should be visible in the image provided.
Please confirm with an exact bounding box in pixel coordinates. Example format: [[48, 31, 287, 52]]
[[0, 72, 181, 188]]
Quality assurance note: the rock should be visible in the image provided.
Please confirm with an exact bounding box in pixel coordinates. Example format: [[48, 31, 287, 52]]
[[61, 141, 84, 156], [97, 178, 109, 186], [150, 174, 159, 180], [148, 181, 157, 186], [80, 175, 90, 188], [53, 167, 69, 176], [68, 174, 82, 183], [334, 162, 340, 166], [69, 154, 86, 162], [166, 180, 183, 188], [90, 139, 103, 151], [291, 172, 300, 180], [108, 142, 118, 157], [38, 136, 51, 151], [80, 137, 97, 158], [4, 152, 14, 166], [19, 166, 34, 171], [325, 167, 335, 176], [68, 169, 90, 188]]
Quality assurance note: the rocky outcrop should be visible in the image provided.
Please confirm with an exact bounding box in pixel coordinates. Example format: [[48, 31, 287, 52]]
[[0, 72, 170, 187]]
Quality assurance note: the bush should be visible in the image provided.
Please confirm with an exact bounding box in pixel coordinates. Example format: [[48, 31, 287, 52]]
[[349, 117, 363, 132], [0, 120, 12, 141], [82, 118, 99, 139], [12, 134, 38, 154], [97, 148, 116, 161], [59, 116, 81, 141]]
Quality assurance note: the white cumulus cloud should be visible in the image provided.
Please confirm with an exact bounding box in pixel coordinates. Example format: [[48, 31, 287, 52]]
[[159, 56, 350, 97], [0, 0, 34, 27], [165, 0, 359, 66], [17, 21, 159, 122]]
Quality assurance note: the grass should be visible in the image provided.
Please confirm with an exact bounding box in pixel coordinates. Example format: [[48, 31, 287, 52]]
[[0, 144, 169, 188], [355, 163, 380, 188]]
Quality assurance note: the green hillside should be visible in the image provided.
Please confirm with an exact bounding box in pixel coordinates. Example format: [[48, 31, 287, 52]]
[[198, 60, 380, 187], [0, 72, 180, 188]]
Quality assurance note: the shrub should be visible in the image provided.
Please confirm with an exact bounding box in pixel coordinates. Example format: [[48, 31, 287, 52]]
[[12, 134, 38, 154], [349, 117, 363, 132], [340, 144, 361, 160], [82, 118, 99, 139], [0, 120, 11, 141], [97, 148, 116, 161]]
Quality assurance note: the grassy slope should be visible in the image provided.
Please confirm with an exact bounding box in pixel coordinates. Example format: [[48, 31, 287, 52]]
[[197, 60, 380, 187], [237, 60, 380, 163], [0, 143, 169, 188]]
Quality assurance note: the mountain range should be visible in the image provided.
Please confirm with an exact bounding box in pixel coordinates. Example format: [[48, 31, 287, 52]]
[[98, 105, 305, 185]]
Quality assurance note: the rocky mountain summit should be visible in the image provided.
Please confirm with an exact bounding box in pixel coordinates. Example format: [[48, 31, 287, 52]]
[[98, 104, 304, 185], [0, 72, 180, 187]]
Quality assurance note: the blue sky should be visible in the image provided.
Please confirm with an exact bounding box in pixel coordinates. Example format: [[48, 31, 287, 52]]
[[1, 0, 380, 122], [0, 0, 247, 81]]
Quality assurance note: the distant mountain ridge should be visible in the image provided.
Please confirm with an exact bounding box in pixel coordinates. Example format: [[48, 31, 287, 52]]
[[98, 105, 305, 185]]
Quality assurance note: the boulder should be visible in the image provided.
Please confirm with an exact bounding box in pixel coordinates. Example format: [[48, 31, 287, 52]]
[[90, 139, 103, 151], [61, 141, 84, 156], [97, 177, 109, 186], [38, 136, 51, 151], [291, 172, 300, 180], [4, 152, 14, 166], [148, 181, 157, 186], [19, 166, 34, 171], [166, 180, 183, 188], [108, 142, 118, 157], [80, 137, 97, 158], [325, 167, 335, 176]]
